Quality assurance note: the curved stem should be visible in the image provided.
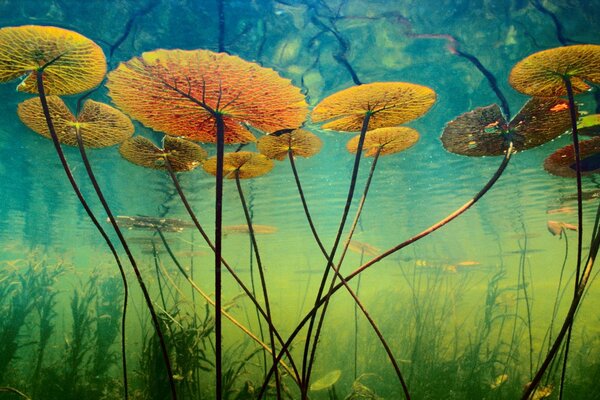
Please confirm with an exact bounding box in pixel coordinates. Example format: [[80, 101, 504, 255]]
[[155, 228, 299, 383], [563, 78, 584, 290], [162, 158, 301, 383], [72, 129, 177, 398], [258, 143, 514, 399], [521, 235, 599, 399], [288, 150, 328, 256], [34, 72, 130, 400], [548, 229, 569, 354], [306, 147, 410, 398], [290, 147, 409, 396], [523, 77, 584, 400], [0, 387, 31, 400], [235, 172, 282, 399], [301, 113, 371, 396]]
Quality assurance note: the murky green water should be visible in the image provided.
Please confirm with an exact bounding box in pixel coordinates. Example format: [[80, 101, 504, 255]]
[[1, 1, 600, 399]]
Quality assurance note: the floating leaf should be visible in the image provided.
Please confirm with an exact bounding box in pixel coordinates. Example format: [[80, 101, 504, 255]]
[[120, 136, 207, 172], [544, 136, 600, 177], [203, 151, 274, 179], [441, 98, 571, 156], [578, 114, 600, 136], [310, 370, 341, 391], [257, 129, 322, 160], [107, 49, 308, 144], [18, 96, 133, 147], [347, 126, 419, 157], [0, 25, 106, 95], [509, 44, 600, 97], [311, 82, 436, 132]]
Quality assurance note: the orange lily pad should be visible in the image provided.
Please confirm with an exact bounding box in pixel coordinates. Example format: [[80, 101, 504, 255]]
[[544, 136, 600, 177], [311, 82, 436, 132], [346, 126, 419, 157], [509, 44, 600, 97], [106, 49, 308, 144], [119, 136, 207, 172], [441, 97, 571, 156], [18, 96, 133, 147], [0, 25, 106, 95], [257, 129, 322, 160], [203, 151, 274, 179]]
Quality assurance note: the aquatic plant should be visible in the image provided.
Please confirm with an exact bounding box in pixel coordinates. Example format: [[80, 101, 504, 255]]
[[301, 81, 435, 398], [509, 44, 600, 399], [0, 259, 51, 382], [203, 150, 283, 396], [0, 24, 165, 399], [119, 134, 302, 394], [441, 97, 571, 157], [544, 137, 600, 177], [107, 47, 307, 398]]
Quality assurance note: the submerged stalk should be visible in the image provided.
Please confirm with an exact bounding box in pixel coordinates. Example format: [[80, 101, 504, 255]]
[[235, 172, 282, 399], [301, 113, 371, 396], [163, 158, 301, 383], [258, 142, 514, 399], [72, 128, 177, 399], [289, 146, 409, 396], [215, 115, 225, 400], [524, 77, 585, 399], [154, 228, 299, 383], [34, 72, 131, 400]]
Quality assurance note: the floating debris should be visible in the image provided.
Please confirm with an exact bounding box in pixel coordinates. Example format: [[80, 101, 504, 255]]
[[547, 220, 578, 237], [546, 206, 575, 215]]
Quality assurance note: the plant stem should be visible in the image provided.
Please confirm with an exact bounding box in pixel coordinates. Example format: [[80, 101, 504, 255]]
[[301, 113, 371, 397], [34, 72, 131, 400], [162, 158, 301, 383], [306, 146, 410, 398], [290, 147, 409, 396], [258, 143, 514, 399], [521, 232, 599, 399], [155, 228, 299, 383], [288, 149, 328, 256], [0, 387, 31, 400], [215, 115, 225, 400], [235, 172, 282, 399]]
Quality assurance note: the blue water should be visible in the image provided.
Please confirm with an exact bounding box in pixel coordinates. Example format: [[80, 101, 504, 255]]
[[1, 1, 600, 399]]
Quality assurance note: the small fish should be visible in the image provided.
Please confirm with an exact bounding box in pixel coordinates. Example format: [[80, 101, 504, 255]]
[[546, 206, 575, 215], [443, 265, 457, 273], [456, 260, 481, 267], [223, 224, 278, 235], [346, 240, 380, 257], [415, 259, 429, 267], [174, 250, 207, 257], [491, 374, 508, 389], [524, 383, 553, 400]]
